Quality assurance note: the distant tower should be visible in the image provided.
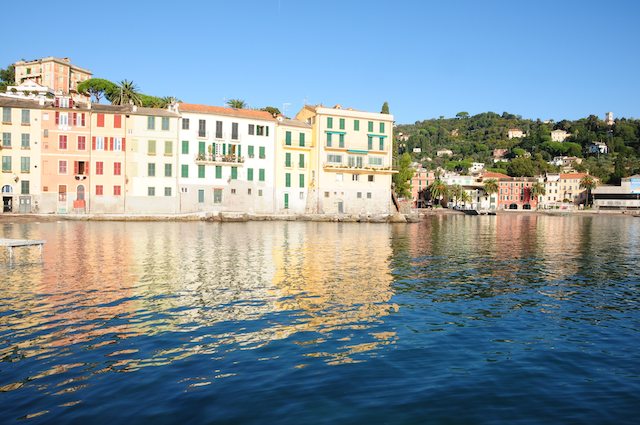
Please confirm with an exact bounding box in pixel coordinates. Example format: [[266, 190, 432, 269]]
[[605, 112, 614, 126]]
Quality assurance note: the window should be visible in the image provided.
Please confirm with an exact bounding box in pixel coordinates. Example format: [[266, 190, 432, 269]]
[[256, 125, 265, 136], [58, 160, 66, 174], [247, 168, 254, 181], [327, 117, 333, 129], [367, 192, 372, 199], [198, 141, 206, 157], [214, 188, 222, 203], [339, 134, 345, 148], [231, 122, 239, 140], [96, 161, 104, 175], [148, 187, 155, 196], [354, 120, 360, 131], [198, 189, 204, 203], [96, 185, 103, 196], [285, 131, 292, 145], [161, 117, 170, 131], [379, 137, 384, 151], [21, 157, 30, 173], [368, 121, 373, 132], [164, 164, 172, 177], [148, 140, 156, 155], [380, 122, 385, 133], [77, 136, 86, 150], [327, 154, 342, 163], [21, 134, 30, 149], [181, 164, 189, 178], [299, 153, 305, 168], [182, 118, 190, 130], [147, 116, 156, 130], [114, 185, 122, 196], [325, 191, 330, 198], [58, 185, 67, 201], [348, 156, 363, 168], [369, 157, 383, 166], [368, 175, 374, 182], [326, 133, 332, 147], [164, 187, 171, 197], [97, 113, 105, 127], [299, 133, 305, 147], [2, 107, 11, 123], [259, 168, 265, 181], [352, 174, 360, 181], [248, 145, 254, 158], [231, 167, 238, 180], [114, 137, 122, 151], [285, 173, 291, 187], [285, 152, 291, 167], [21, 110, 30, 125], [357, 192, 362, 199], [258, 189, 263, 196], [59, 135, 68, 149], [164, 141, 172, 156], [336, 173, 343, 182], [368, 136, 373, 150], [248, 124, 255, 135], [248, 188, 252, 195], [148, 163, 156, 177], [214, 165, 221, 179], [339, 118, 345, 130], [259, 146, 265, 159], [215, 121, 222, 138], [299, 174, 305, 188], [94, 136, 104, 150], [114, 162, 122, 176], [199, 119, 207, 137], [181, 140, 189, 155], [231, 188, 236, 195], [2, 133, 10, 148]]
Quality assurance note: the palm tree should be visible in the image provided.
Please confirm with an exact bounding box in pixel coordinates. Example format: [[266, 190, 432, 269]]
[[110, 80, 142, 106], [580, 175, 597, 207], [530, 182, 546, 209], [226, 98, 246, 109], [449, 184, 464, 207], [460, 190, 472, 208], [428, 179, 447, 207]]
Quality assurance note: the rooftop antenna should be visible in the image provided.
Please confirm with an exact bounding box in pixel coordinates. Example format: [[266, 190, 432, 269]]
[[282, 102, 291, 116]]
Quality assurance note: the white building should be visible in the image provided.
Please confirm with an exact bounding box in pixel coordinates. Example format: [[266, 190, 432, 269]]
[[275, 117, 313, 213], [469, 162, 485, 174], [176, 103, 276, 213], [550, 129, 570, 142], [507, 128, 525, 139], [436, 149, 453, 157], [605, 112, 614, 126]]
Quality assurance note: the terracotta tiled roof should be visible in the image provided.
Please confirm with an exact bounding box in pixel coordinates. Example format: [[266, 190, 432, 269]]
[[482, 171, 510, 179], [178, 103, 276, 121], [560, 173, 589, 180]]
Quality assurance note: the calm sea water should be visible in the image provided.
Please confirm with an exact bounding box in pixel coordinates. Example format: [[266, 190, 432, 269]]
[[1, 215, 639, 424]]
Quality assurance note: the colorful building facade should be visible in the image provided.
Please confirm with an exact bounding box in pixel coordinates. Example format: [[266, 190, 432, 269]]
[[14, 57, 92, 102], [275, 117, 313, 213]]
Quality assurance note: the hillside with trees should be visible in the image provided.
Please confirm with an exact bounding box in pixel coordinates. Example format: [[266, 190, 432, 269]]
[[396, 112, 640, 184]]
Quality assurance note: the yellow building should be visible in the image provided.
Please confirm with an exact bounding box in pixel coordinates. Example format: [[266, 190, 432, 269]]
[[1, 97, 43, 213], [295, 105, 395, 214], [274, 117, 313, 213]]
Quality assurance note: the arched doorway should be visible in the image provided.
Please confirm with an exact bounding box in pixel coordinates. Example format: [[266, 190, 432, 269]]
[[77, 184, 85, 201], [523, 204, 531, 210], [509, 203, 518, 210]]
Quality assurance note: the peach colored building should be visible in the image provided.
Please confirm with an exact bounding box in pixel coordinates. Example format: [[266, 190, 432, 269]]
[[498, 177, 539, 210], [14, 57, 92, 102], [39, 96, 91, 213]]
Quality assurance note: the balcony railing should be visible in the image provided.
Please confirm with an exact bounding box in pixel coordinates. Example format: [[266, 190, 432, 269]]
[[195, 154, 245, 165], [322, 162, 395, 173]]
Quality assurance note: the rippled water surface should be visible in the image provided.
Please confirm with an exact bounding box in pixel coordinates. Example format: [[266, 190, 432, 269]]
[[1, 215, 640, 424]]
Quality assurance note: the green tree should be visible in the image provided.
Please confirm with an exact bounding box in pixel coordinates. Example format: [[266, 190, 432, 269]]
[[483, 178, 499, 198], [456, 111, 469, 119], [393, 153, 414, 198], [262, 106, 281, 116], [580, 175, 597, 207], [0, 64, 15, 92], [507, 157, 537, 177], [77, 78, 119, 103], [428, 179, 447, 207], [448, 184, 465, 207], [110, 80, 142, 106], [530, 182, 546, 208], [381, 101, 390, 114], [227, 98, 246, 109]]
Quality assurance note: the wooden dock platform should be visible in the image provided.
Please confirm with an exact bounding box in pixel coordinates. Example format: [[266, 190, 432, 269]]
[[0, 239, 46, 265]]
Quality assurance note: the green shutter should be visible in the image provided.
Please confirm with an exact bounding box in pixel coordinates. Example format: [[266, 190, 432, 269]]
[[248, 145, 254, 158], [199, 165, 205, 178], [284, 193, 289, 209], [181, 164, 189, 178], [368, 121, 373, 132], [368, 136, 373, 150], [198, 141, 205, 155], [231, 167, 238, 180], [285, 131, 292, 145], [339, 118, 345, 129], [259, 146, 265, 159], [380, 122, 385, 133], [247, 168, 254, 181], [354, 120, 360, 131], [215, 166, 221, 178], [299, 174, 304, 188], [237, 145, 241, 158], [285, 173, 291, 187], [285, 152, 291, 167], [327, 133, 332, 147], [223, 143, 226, 155], [182, 140, 189, 154], [299, 153, 304, 168], [299, 133, 305, 146], [259, 169, 265, 181], [198, 189, 204, 203], [339, 134, 345, 148], [327, 117, 333, 129], [379, 137, 384, 151]]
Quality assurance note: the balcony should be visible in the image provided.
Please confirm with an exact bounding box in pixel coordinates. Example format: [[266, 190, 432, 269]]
[[195, 154, 245, 166], [74, 173, 88, 181], [322, 162, 396, 174]]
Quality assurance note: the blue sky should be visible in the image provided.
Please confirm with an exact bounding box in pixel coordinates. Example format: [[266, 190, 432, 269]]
[[2, 0, 638, 123]]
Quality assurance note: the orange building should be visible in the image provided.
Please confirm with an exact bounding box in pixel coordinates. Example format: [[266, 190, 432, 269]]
[[14, 57, 92, 102]]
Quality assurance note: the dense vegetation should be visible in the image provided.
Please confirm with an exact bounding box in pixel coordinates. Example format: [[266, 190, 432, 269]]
[[396, 112, 640, 184]]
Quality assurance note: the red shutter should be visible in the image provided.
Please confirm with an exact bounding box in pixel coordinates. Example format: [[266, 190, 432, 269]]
[[74, 161, 79, 175], [81, 113, 86, 126], [55, 112, 59, 124], [86, 162, 89, 174], [69, 99, 74, 108], [72, 113, 77, 126], [122, 137, 126, 151], [97, 113, 104, 127], [54, 98, 59, 107], [92, 136, 96, 150], [114, 114, 121, 128], [109, 137, 114, 151]]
